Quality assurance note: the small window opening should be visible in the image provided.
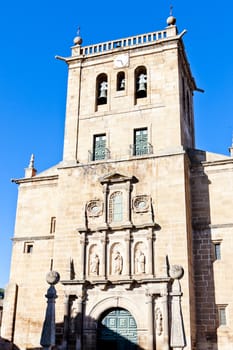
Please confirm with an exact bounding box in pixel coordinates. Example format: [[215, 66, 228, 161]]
[[50, 216, 56, 234], [97, 74, 108, 105], [214, 242, 221, 260], [117, 72, 125, 91], [218, 305, 227, 326], [24, 242, 33, 254]]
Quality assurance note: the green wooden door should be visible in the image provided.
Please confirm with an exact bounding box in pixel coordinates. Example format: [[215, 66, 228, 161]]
[[97, 308, 137, 350]]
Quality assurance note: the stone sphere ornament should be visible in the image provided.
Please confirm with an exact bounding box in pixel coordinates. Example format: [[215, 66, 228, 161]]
[[169, 265, 184, 279], [166, 15, 176, 26], [46, 270, 60, 285], [73, 35, 83, 46]]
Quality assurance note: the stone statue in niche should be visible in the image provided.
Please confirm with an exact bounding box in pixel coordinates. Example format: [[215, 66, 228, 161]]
[[135, 250, 146, 274], [155, 307, 163, 336], [113, 251, 123, 275], [90, 253, 100, 275]]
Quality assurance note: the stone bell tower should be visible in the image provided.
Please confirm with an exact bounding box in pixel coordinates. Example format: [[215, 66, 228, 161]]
[[2, 13, 200, 350], [53, 13, 197, 350], [60, 15, 196, 167]]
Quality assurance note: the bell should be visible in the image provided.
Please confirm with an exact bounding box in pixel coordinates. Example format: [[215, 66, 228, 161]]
[[98, 89, 107, 99], [120, 78, 125, 90], [98, 81, 108, 99], [137, 73, 147, 92]]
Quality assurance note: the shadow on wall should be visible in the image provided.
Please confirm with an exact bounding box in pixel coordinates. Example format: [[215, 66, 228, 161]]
[[0, 337, 20, 350], [54, 312, 144, 350], [4, 314, 144, 350], [189, 149, 218, 350]]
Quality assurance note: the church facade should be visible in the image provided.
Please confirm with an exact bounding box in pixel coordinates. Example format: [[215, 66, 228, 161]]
[[2, 15, 233, 350]]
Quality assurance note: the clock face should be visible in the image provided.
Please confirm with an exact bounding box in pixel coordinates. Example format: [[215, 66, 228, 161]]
[[114, 54, 129, 68]]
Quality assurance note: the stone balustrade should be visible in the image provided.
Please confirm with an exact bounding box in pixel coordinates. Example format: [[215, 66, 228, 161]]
[[72, 26, 177, 57]]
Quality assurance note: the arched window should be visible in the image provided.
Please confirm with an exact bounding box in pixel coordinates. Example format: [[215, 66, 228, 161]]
[[135, 66, 147, 99], [96, 73, 108, 106], [109, 191, 123, 222], [117, 71, 125, 91]]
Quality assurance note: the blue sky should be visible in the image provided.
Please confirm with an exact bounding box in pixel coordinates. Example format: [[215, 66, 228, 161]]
[[0, 1, 232, 288]]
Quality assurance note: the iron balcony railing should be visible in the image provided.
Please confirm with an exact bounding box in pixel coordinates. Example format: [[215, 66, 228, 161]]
[[130, 143, 153, 156], [88, 148, 110, 162]]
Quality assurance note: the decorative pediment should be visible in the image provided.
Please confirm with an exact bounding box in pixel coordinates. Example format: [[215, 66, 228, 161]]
[[99, 172, 138, 184]]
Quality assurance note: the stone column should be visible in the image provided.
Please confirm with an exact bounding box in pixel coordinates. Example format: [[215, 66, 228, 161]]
[[60, 294, 69, 350], [124, 230, 131, 276], [147, 228, 153, 275], [102, 183, 108, 226], [125, 181, 132, 224], [100, 231, 107, 278], [75, 297, 83, 350], [80, 232, 86, 280], [161, 290, 169, 350], [0, 282, 18, 342], [146, 294, 154, 350]]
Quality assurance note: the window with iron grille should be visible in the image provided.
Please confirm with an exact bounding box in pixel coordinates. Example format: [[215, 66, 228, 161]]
[[134, 128, 148, 155], [93, 134, 106, 161]]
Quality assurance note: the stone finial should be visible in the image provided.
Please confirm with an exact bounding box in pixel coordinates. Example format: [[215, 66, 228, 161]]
[[229, 134, 233, 157], [169, 265, 184, 279], [73, 26, 83, 46], [170, 265, 186, 349], [40, 271, 60, 349], [28, 154, 34, 168], [25, 153, 37, 178], [46, 270, 60, 285], [167, 5, 176, 26]]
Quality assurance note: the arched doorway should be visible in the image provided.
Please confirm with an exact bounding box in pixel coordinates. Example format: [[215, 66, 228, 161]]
[[97, 308, 137, 350]]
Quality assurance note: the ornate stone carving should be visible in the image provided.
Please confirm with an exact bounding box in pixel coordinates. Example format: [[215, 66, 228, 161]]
[[86, 200, 103, 217], [155, 307, 163, 336], [133, 195, 150, 213], [70, 299, 80, 334]]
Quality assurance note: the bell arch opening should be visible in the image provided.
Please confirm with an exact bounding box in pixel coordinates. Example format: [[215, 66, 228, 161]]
[[97, 307, 138, 350]]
